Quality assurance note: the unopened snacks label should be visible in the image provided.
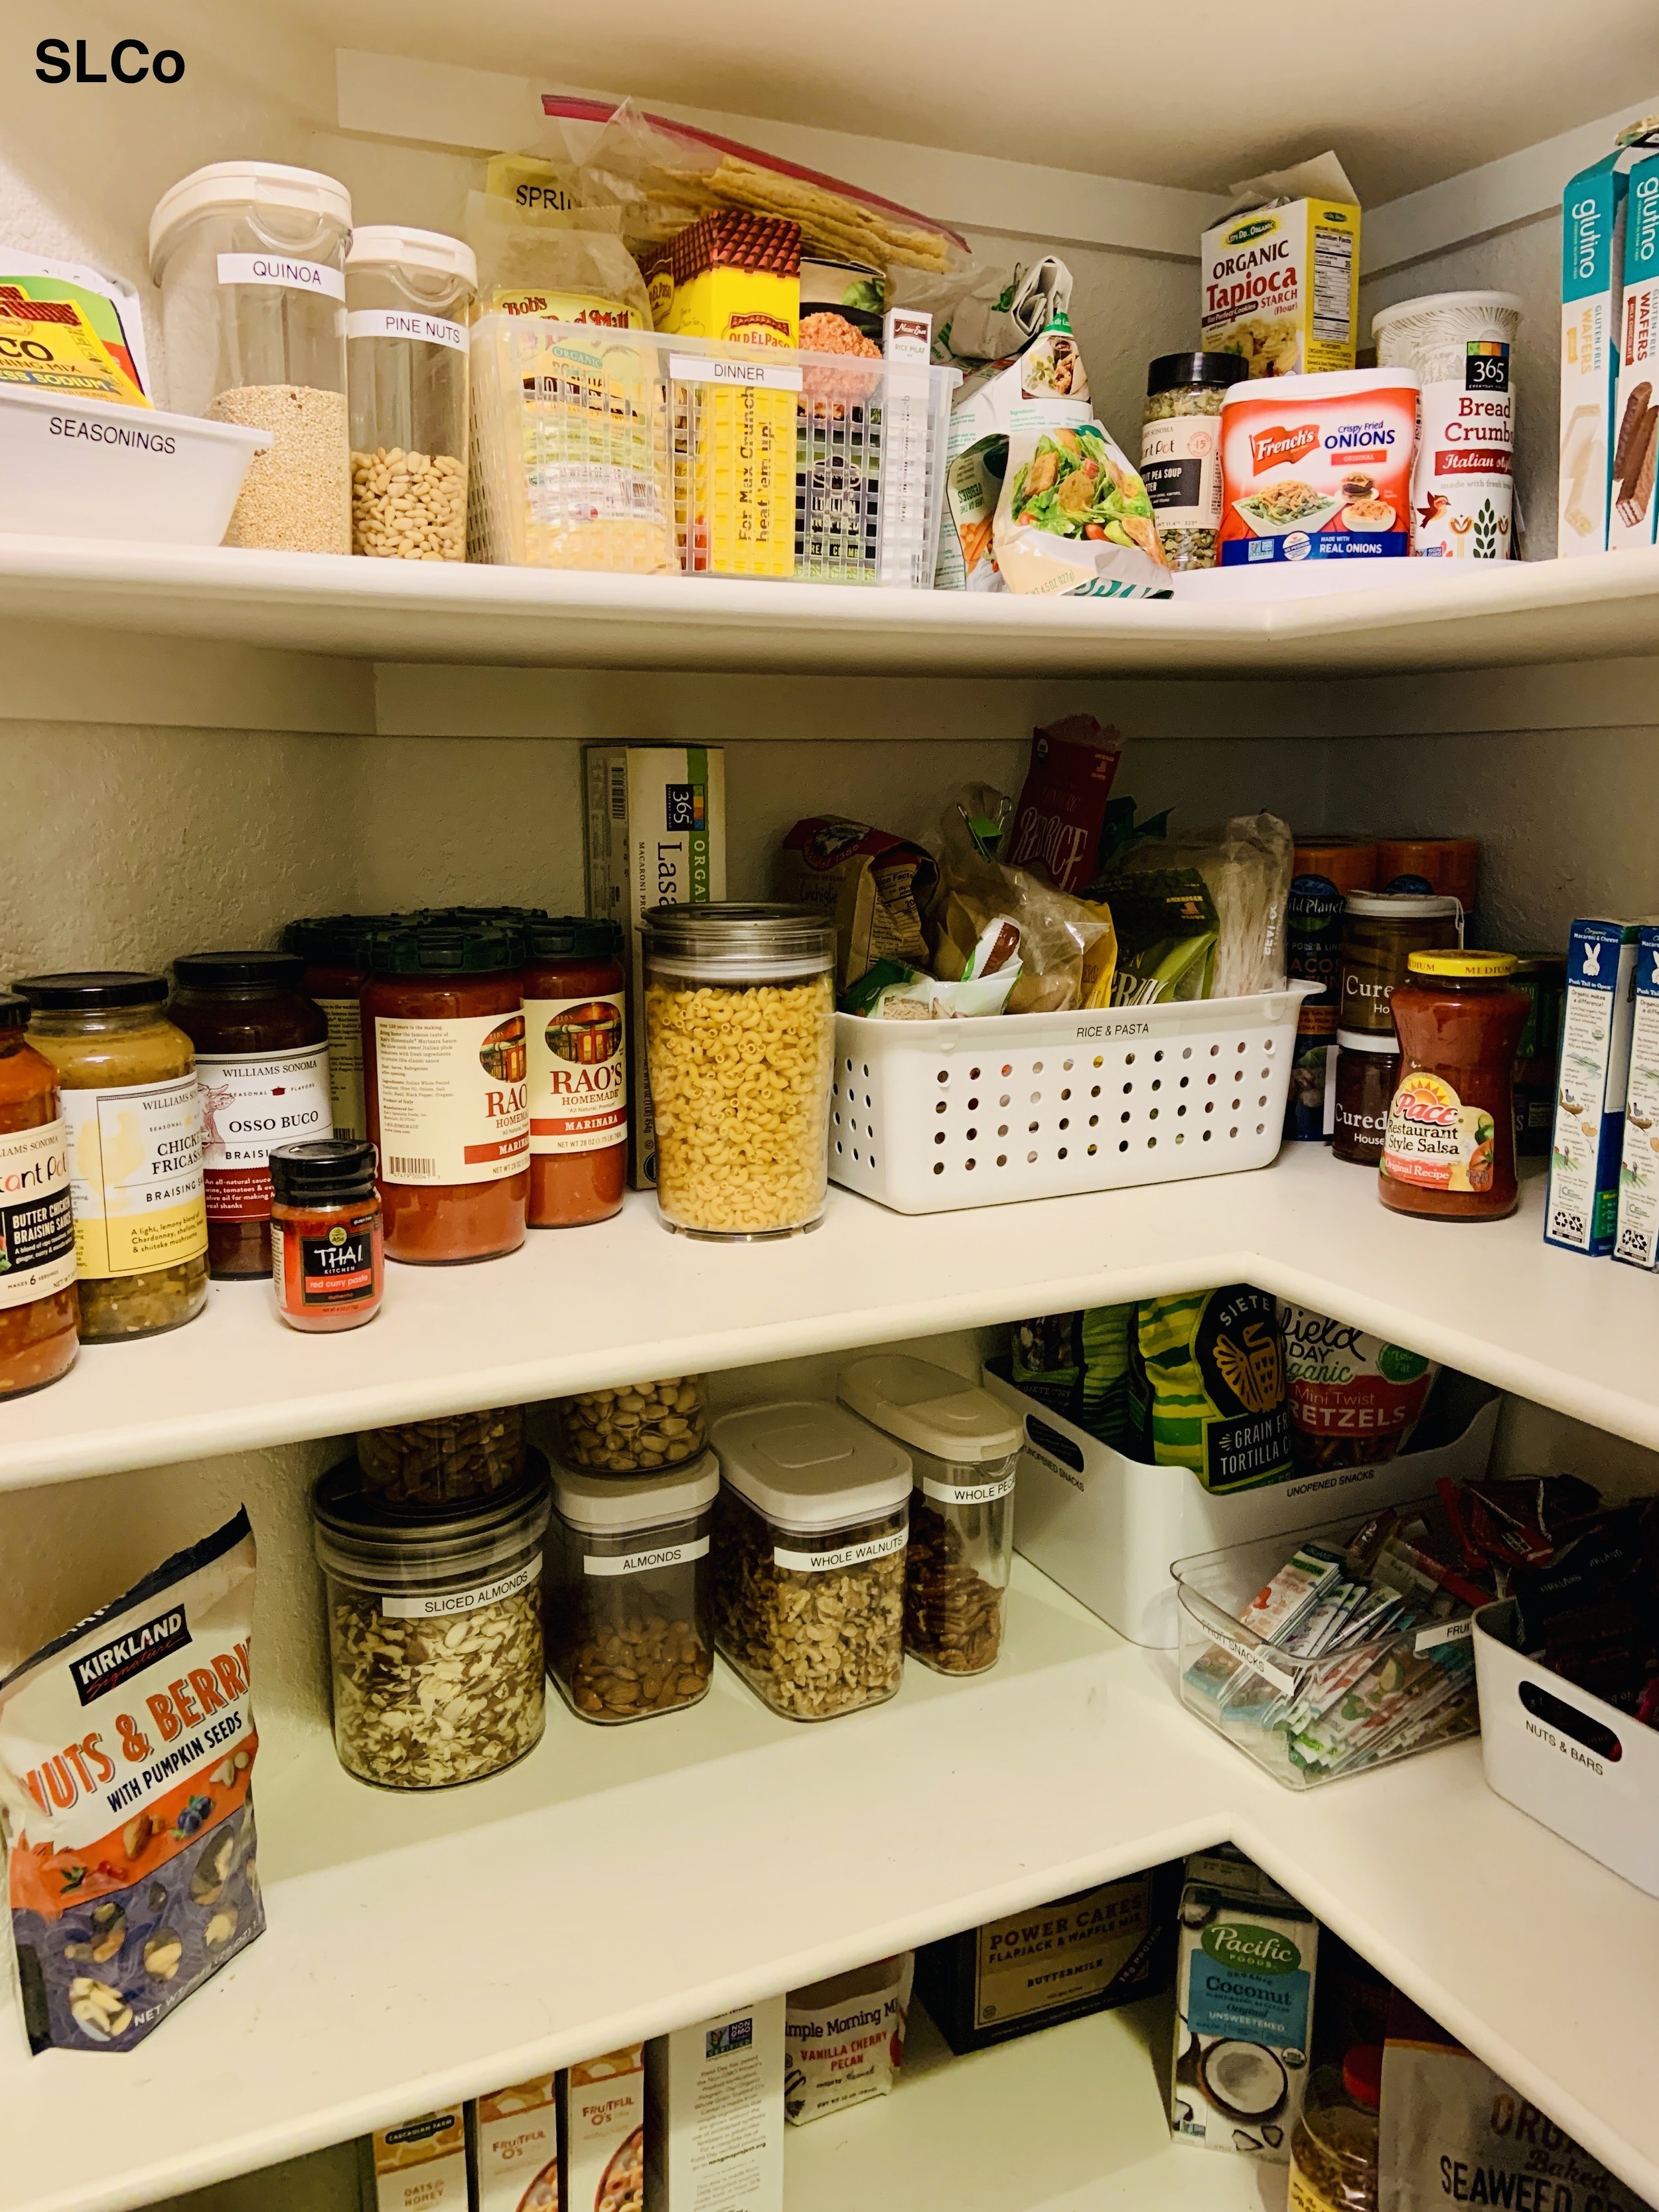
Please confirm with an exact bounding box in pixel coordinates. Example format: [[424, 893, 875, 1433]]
[[920, 1471, 1016, 1505], [774, 1528, 906, 1574], [197, 1043, 331, 1220], [0, 1120, 76, 1309], [60, 1074, 206, 1278], [380, 1558, 540, 1620], [374, 1011, 529, 1187], [583, 1536, 708, 1578], [346, 307, 469, 352], [216, 252, 345, 301], [526, 992, 626, 1156]]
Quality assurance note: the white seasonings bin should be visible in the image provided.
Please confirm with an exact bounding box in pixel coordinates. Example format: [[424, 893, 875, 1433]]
[[0, 387, 270, 544], [830, 984, 1317, 1213]]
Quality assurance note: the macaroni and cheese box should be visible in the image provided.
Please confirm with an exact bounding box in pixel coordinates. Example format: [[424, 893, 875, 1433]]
[[1609, 155, 1659, 550], [473, 2075, 560, 2212], [1202, 154, 1361, 379], [1615, 923, 1659, 1269], [645, 2000, 784, 2211], [360, 2108, 472, 2212], [1216, 367, 1417, 565], [1546, 918, 1646, 1255]]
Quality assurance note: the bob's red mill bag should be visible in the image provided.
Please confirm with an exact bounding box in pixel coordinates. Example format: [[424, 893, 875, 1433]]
[[0, 1509, 263, 2052]]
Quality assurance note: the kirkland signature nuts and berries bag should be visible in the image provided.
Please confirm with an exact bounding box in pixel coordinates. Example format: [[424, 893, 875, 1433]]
[[0, 1509, 263, 2053]]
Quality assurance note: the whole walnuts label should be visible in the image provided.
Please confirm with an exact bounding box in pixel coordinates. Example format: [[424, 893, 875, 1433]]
[[773, 1527, 906, 1574], [380, 1558, 540, 1619], [583, 1537, 709, 1578], [920, 1471, 1016, 1506]]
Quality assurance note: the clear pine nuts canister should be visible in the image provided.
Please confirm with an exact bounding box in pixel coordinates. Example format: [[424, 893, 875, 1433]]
[[643, 903, 835, 1240], [345, 226, 476, 561]]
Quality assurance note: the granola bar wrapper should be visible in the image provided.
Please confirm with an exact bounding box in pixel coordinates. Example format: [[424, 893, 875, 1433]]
[[0, 1509, 263, 2053]]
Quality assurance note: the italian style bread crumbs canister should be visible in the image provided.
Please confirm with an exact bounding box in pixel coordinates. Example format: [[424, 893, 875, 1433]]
[[1218, 368, 1418, 566]]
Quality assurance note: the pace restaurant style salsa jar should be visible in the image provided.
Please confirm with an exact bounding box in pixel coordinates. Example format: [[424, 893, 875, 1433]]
[[1380, 952, 1528, 1222], [0, 993, 78, 1398], [522, 917, 626, 1229], [362, 920, 529, 1264]]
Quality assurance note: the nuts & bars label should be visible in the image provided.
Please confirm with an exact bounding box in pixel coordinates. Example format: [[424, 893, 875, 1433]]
[[526, 991, 626, 1156], [0, 1119, 76, 1309], [197, 1043, 331, 1220], [60, 1074, 207, 1279], [374, 1011, 530, 1187]]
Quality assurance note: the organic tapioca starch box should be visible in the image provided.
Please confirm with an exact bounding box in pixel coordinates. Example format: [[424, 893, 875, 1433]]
[[1202, 153, 1360, 380]]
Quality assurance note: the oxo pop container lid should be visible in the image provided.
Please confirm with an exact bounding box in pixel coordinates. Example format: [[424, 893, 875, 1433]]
[[712, 1400, 910, 1530], [346, 225, 477, 289], [836, 1354, 1020, 1465], [149, 161, 352, 275], [553, 1453, 719, 1534]]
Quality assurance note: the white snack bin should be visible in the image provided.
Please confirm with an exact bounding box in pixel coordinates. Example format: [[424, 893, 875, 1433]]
[[831, 983, 1317, 1214], [0, 388, 268, 542], [1473, 1601, 1659, 1895], [984, 1363, 1499, 1648], [837, 1353, 1021, 1676]]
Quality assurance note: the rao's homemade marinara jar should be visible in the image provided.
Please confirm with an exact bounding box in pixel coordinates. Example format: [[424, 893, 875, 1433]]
[[1217, 366, 1419, 566]]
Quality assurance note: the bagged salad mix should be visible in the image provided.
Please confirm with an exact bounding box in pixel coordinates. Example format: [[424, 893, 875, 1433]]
[[0, 1509, 263, 2053], [992, 421, 1171, 598]]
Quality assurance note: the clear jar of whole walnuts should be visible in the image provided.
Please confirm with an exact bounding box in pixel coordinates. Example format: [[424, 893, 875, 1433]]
[[548, 1457, 718, 1724], [642, 903, 835, 1240], [552, 1374, 708, 1473]]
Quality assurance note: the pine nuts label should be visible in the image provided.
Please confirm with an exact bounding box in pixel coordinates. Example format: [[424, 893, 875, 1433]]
[[216, 252, 344, 300], [583, 1536, 708, 1578], [373, 1013, 530, 1187], [920, 1471, 1016, 1505], [0, 1120, 76, 1309], [381, 1559, 540, 1620], [526, 992, 626, 1156], [346, 308, 469, 352], [197, 1044, 332, 1220], [774, 1528, 906, 1574], [60, 1075, 207, 1279]]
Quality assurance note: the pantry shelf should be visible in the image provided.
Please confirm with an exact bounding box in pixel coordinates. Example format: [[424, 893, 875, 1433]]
[[6, 1150, 1659, 1493], [5, 1565, 1657, 2212], [3, 534, 1659, 678]]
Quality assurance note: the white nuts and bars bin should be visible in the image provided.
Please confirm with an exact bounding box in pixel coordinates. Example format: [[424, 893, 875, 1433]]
[[830, 982, 1320, 1214], [547, 1457, 719, 1725], [311, 1457, 549, 1789], [711, 1399, 911, 1722], [644, 903, 837, 1240], [345, 224, 476, 561]]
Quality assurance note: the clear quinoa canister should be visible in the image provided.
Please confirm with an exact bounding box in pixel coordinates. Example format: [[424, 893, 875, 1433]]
[[643, 903, 835, 1240], [345, 225, 476, 561]]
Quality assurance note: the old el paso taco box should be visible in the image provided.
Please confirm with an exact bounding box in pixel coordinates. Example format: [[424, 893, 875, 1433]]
[[1217, 366, 1419, 564]]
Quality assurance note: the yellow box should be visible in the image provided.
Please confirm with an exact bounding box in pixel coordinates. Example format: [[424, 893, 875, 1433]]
[[1201, 195, 1361, 378], [0, 289, 149, 404], [662, 210, 800, 349]]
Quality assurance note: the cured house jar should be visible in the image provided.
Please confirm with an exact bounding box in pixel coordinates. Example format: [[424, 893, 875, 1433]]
[[1286, 838, 1378, 1141], [13, 972, 208, 1341], [836, 1353, 1019, 1677], [362, 920, 529, 1264], [0, 993, 78, 1398], [171, 950, 331, 1279], [1337, 891, 1463, 1039], [269, 1138, 383, 1332], [547, 1456, 718, 1724], [523, 917, 626, 1229], [1332, 1031, 1399, 1167], [1380, 952, 1529, 1222]]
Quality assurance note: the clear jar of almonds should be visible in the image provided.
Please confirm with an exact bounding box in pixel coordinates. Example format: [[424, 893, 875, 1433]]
[[644, 904, 835, 1240], [552, 1374, 708, 1473], [346, 226, 475, 561], [548, 1457, 718, 1724], [312, 1458, 549, 1789]]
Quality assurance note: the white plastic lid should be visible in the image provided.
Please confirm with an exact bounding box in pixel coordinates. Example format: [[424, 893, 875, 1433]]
[[346, 225, 478, 290], [836, 1354, 1020, 1466], [1371, 291, 1522, 338], [712, 1400, 910, 1531], [1343, 891, 1462, 919], [149, 162, 352, 276], [553, 1453, 719, 1534], [1220, 364, 1419, 405]]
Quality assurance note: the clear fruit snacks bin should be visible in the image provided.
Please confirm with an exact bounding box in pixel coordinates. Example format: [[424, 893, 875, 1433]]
[[467, 315, 957, 585]]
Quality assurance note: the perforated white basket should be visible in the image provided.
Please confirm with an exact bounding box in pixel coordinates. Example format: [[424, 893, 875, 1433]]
[[829, 984, 1318, 1213]]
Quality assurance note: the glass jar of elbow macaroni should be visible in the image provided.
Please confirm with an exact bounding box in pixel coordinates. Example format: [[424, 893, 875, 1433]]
[[642, 903, 836, 1241]]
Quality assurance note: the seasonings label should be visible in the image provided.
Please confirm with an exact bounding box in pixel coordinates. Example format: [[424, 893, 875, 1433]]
[[381, 1558, 540, 1621], [1382, 1072, 1497, 1194], [315, 997, 366, 1143], [60, 1075, 206, 1279], [526, 992, 626, 1157], [197, 1044, 331, 1220], [774, 1528, 906, 1574], [373, 1011, 530, 1186], [583, 1536, 708, 1578], [216, 252, 346, 300], [0, 1120, 76, 1310], [1140, 413, 1223, 529]]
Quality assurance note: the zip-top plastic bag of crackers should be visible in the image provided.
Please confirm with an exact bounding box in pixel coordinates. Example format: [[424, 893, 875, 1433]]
[[0, 1509, 263, 2053]]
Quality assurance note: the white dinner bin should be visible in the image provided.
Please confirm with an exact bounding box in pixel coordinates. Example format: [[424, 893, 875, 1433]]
[[1473, 1601, 1659, 1895], [985, 1364, 1498, 1649], [0, 388, 269, 543], [830, 984, 1317, 1213]]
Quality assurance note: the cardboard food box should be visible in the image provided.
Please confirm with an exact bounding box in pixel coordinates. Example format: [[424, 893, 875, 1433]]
[[360, 2108, 472, 2212], [1546, 917, 1646, 1254], [1559, 127, 1659, 556], [1201, 153, 1361, 380], [584, 745, 727, 1188], [474, 2075, 560, 2212], [1609, 155, 1659, 549], [644, 1999, 784, 2211], [934, 315, 1092, 589], [1614, 922, 1659, 1268], [563, 2046, 645, 2212]]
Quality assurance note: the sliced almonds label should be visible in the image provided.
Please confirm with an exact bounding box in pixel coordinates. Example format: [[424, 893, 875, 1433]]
[[380, 1558, 540, 1620], [774, 1527, 906, 1574]]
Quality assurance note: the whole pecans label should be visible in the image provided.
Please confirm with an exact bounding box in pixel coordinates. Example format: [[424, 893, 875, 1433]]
[[773, 1528, 906, 1574], [381, 1559, 540, 1620]]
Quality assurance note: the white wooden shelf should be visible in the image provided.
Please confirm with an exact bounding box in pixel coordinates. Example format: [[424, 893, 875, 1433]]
[[2, 536, 1659, 678], [6, 1150, 1658, 1493], [7, 1565, 1657, 2212]]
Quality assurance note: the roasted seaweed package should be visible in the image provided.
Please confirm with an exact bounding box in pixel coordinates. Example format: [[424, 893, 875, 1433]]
[[0, 1509, 263, 2053]]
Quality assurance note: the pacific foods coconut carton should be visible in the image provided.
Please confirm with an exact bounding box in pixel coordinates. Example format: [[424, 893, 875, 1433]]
[[1173, 1850, 1317, 2161]]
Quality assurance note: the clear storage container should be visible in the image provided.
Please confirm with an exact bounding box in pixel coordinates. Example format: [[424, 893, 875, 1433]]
[[548, 1457, 719, 1724], [312, 1457, 549, 1789], [148, 161, 352, 552], [551, 1374, 709, 1473], [711, 1398, 910, 1722], [644, 903, 835, 1241], [837, 1353, 1020, 1676], [358, 1405, 528, 1509], [346, 226, 475, 561]]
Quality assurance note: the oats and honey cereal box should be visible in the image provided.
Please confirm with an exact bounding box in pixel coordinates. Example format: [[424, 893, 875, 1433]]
[[563, 2045, 645, 2212], [474, 2075, 560, 2212], [361, 2108, 471, 2212], [1202, 154, 1360, 379]]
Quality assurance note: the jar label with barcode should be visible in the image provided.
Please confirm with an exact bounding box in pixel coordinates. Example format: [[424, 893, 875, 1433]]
[[380, 1558, 540, 1619], [1139, 413, 1222, 529], [0, 1120, 76, 1310], [373, 1012, 530, 1187], [583, 1535, 708, 1578], [216, 252, 345, 300], [197, 1043, 332, 1219], [315, 997, 366, 1143], [526, 992, 626, 1156], [773, 1528, 906, 1574]]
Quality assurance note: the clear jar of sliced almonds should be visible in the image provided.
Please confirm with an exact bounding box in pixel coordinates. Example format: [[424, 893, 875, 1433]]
[[312, 1458, 549, 1789], [553, 1374, 707, 1473], [643, 903, 836, 1241]]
